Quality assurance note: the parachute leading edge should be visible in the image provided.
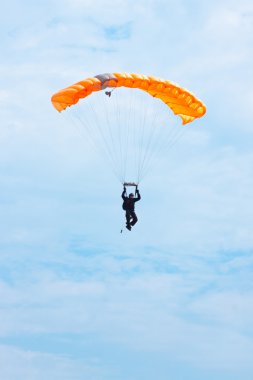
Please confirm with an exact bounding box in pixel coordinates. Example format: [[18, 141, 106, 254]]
[[51, 72, 206, 125]]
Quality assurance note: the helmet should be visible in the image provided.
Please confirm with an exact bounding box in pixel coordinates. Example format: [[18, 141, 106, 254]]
[[129, 193, 134, 198]]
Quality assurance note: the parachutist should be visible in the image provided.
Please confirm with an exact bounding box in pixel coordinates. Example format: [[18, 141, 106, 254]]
[[122, 186, 141, 231], [52, 73, 206, 211]]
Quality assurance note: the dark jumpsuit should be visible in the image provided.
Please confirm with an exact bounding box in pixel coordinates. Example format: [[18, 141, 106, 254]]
[[122, 189, 141, 227]]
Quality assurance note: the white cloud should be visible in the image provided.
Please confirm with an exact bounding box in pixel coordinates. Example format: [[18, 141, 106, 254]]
[[0, 243, 253, 373], [1, 1, 253, 379], [0, 344, 105, 380]]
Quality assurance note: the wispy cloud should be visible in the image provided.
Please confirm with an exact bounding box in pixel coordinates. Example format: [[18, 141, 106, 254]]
[[0, 344, 107, 380], [1, 0, 253, 379]]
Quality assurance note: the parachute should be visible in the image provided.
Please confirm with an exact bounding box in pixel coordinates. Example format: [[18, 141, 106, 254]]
[[51, 72, 206, 183]]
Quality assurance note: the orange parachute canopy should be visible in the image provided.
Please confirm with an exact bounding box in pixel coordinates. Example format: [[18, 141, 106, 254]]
[[51, 72, 206, 125]]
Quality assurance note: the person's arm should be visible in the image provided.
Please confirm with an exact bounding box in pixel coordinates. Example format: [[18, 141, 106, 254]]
[[135, 189, 141, 202], [121, 186, 127, 200]]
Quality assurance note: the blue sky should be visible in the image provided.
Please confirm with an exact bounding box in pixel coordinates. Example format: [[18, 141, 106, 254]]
[[1, 0, 253, 379]]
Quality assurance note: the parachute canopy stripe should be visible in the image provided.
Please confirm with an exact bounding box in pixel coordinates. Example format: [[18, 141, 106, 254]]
[[51, 72, 206, 124]]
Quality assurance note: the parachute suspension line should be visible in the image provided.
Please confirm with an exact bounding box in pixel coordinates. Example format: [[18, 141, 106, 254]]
[[109, 89, 123, 182], [141, 94, 161, 181], [115, 88, 128, 184], [91, 97, 127, 182], [85, 101, 119, 178], [100, 89, 124, 183], [135, 93, 162, 183], [102, 87, 136, 184], [113, 89, 125, 184], [132, 89, 141, 184], [128, 91, 190, 183], [149, 104, 181, 160], [139, 126, 183, 182], [127, 87, 138, 184], [130, 88, 139, 183], [95, 87, 186, 186], [76, 96, 123, 182], [140, 124, 189, 182], [137, 91, 148, 182], [159, 123, 189, 155], [123, 87, 135, 184], [68, 110, 122, 182], [136, 97, 162, 182], [100, 88, 142, 185], [136, 89, 149, 183], [138, 117, 177, 181], [112, 88, 129, 184], [63, 87, 191, 186]]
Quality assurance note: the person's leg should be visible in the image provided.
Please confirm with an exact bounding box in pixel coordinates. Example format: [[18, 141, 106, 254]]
[[126, 211, 131, 227], [130, 211, 138, 226]]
